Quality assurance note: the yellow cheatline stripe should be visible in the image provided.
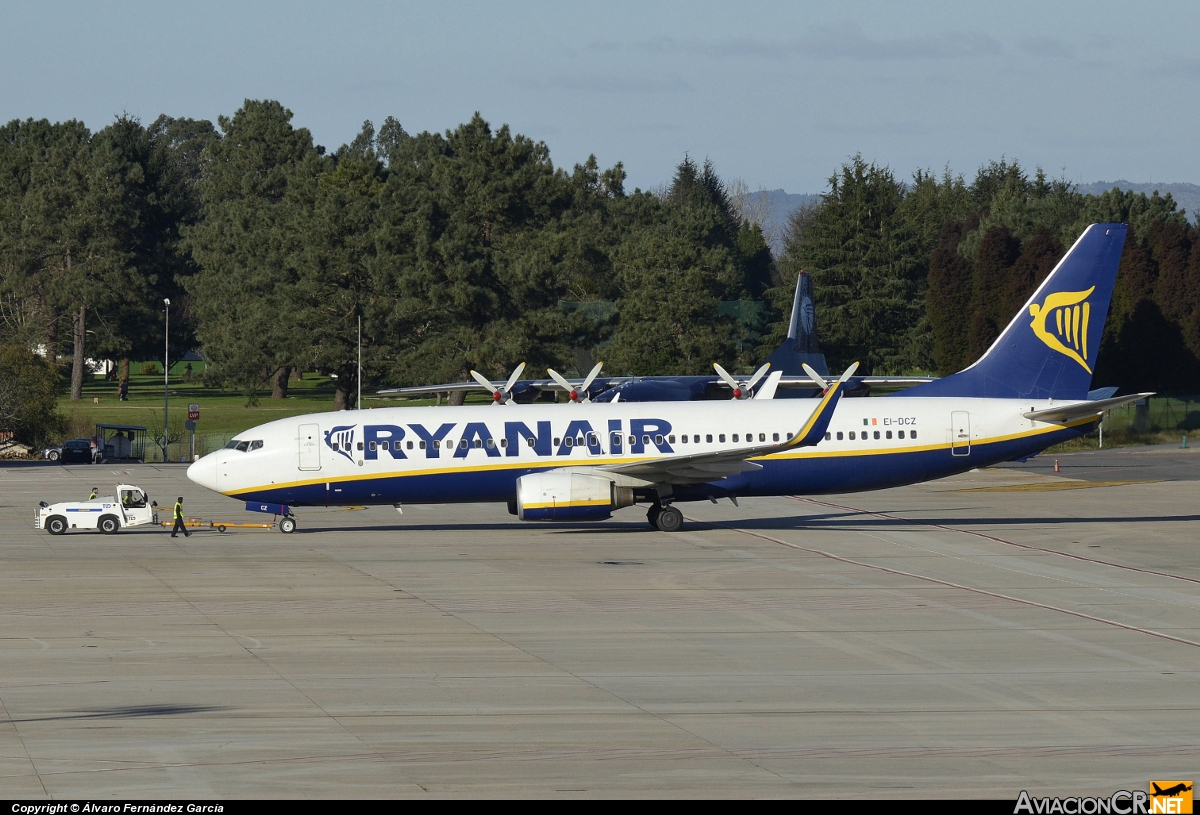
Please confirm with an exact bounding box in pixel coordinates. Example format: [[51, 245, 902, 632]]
[[521, 499, 611, 509], [225, 413, 1097, 498], [952, 479, 1159, 493], [765, 415, 1096, 461]]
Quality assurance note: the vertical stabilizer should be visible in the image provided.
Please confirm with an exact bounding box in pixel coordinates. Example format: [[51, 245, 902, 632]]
[[766, 271, 829, 376], [896, 223, 1127, 400]]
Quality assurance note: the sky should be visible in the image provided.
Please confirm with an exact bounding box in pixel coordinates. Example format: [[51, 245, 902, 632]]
[[2, 1, 1197, 193]]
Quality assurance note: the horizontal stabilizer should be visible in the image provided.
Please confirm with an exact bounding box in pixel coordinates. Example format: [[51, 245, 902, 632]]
[[1023, 393, 1153, 423]]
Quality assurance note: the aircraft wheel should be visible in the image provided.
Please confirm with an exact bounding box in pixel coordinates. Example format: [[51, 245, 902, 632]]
[[217, 524, 227, 533], [46, 516, 67, 535], [646, 505, 661, 529], [279, 516, 297, 534], [655, 505, 683, 533], [99, 516, 120, 535]]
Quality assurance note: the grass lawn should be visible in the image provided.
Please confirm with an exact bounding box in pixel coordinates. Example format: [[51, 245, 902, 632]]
[[58, 362, 495, 461]]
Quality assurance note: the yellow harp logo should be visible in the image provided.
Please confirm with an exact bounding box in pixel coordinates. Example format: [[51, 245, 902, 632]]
[[1028, 287, 1095, 373]]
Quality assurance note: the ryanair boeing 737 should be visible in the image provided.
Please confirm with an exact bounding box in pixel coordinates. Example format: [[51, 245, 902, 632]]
[[187, 223, 1146, 533]]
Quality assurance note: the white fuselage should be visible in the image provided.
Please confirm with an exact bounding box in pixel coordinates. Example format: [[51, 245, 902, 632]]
[[187, 396, 1093, 508]]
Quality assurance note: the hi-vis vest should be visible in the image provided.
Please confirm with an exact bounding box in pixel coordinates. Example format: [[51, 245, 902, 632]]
[[173, 502, 183, 520]]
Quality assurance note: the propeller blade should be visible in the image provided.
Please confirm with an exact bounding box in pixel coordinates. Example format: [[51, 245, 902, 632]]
[[545, 368, 577, 400], [801, 363, 829, 391], [469, 370, 499, 394], [503, 362, 526, 394], [580, 362, 603, 393], [837, 361, 861, 384], [745, 363, 771, 391], [712, 363, 739, 390]]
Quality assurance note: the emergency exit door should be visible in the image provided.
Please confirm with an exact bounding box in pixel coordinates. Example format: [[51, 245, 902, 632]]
[[298, 423, 322, 470], [951, 412, 970, 456]]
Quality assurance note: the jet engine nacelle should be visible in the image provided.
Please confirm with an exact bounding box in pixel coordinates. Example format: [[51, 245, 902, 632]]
[[515, 472, 635, 521]]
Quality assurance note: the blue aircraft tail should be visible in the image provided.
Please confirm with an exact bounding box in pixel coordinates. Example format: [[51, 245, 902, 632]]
[[896, 223, 1128, 400], [766, 271, 830, 376]]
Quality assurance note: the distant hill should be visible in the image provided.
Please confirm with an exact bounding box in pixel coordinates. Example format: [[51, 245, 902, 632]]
[[745, 189, 820, 252], [1076, 181, 1200, 224]]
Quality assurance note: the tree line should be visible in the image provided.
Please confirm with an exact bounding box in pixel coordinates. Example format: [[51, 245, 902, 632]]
[[774, 156, 1200, 392], [2, 99, 1198, 445]]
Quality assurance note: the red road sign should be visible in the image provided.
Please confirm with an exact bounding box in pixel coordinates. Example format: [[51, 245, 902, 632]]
[[188, 403, 200, 421]]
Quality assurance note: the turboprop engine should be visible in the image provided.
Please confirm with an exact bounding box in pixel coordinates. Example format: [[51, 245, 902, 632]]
[[515, 472, 635, 521]]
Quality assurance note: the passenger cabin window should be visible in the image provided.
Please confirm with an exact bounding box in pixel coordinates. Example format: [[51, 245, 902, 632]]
[[885, 431, 892, 439], [668, 435, 675, 444], [369, 441, 378, 451], [837, 432, 843, 440], [718, 434, 726, 443], [588, 433, 598, 446], [694, 435, 700, 443], [487, 438, 495, 449], [732, 434, 739, 442], [824, 433, 831, 441], [681, 435, 688, 444], [706, 434, 713, 443], [911, 430, 917, 438], [759, 433, 766, 442], [357, 442, 364, 451], [898, 431, 904, 439], [459, 439, 468, 449], [500, 438, 507, 448], [773, 433, 779, 442], [873, 431, 880, 440], [408, 441, 415, 449], [849, 431, 855, 440]]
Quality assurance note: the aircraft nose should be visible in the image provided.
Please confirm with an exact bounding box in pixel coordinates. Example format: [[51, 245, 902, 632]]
[[186, 454, 218, 492]]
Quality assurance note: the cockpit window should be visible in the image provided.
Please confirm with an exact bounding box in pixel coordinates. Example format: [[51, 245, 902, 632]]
[[224, 440, 241, 450], [248, 440, 263, 451]]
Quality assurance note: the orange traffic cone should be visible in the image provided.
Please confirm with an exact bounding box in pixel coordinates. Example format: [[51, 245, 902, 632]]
[[1054, 459, 1060, 473]]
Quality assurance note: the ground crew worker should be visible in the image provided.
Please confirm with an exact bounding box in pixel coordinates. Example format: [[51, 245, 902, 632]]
[[171, 496, 190, 538], [89, 487, 98, 500]]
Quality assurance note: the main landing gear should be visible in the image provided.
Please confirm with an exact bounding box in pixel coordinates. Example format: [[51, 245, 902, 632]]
[[279, 516, 297, 534], [647, 503, 684, 533]]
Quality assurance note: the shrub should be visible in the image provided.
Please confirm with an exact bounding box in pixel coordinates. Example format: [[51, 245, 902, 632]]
[[139, 362, 161, 376]]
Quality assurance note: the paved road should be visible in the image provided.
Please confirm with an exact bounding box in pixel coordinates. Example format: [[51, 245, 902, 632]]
[[998, 443, 1200, 482], [0, 459, 1197, 797]]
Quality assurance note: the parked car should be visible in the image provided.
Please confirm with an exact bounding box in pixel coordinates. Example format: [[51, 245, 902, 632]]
[[43, 444, 62, 462], [59, 438, 101, 464]]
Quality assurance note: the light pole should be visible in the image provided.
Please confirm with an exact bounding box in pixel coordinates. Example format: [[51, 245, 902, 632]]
[[163, 298, 170, 462]]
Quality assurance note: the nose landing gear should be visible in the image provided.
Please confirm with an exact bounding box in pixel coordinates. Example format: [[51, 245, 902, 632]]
[[279, 516, 297, 534]]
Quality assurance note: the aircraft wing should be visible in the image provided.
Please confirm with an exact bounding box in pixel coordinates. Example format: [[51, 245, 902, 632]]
[[1022, 392, 1154, 423], [376, 378, 619, 397], [596, 375, 847, 484], [773, 375, 935, 389]]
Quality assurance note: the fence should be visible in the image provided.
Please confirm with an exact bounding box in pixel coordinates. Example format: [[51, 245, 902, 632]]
[[146, 431, 237, 463]]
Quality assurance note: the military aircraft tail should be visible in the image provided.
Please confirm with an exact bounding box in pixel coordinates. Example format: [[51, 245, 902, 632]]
[[896, 223, 1127, 400], [765, 271, 830, 377]]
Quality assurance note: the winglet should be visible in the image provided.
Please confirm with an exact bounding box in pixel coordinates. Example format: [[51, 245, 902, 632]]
[[781, 363, 854, 449]]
